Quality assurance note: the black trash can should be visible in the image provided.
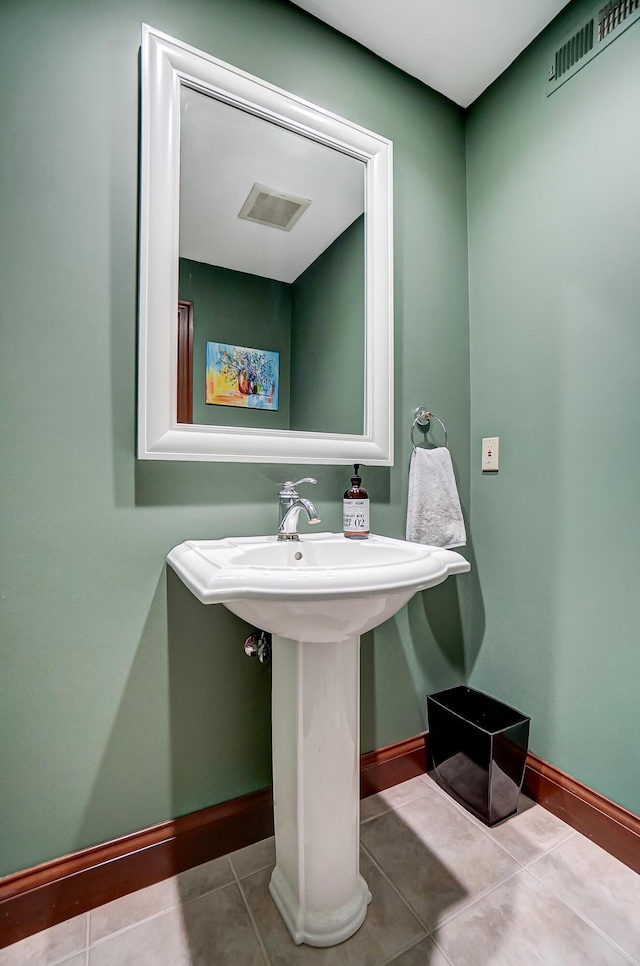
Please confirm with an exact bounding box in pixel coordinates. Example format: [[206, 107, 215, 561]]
[[427, 686, 530, 826]]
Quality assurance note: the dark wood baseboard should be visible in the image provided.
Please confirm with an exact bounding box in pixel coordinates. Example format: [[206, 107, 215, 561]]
[[2, 734, 638, 949], [523, 751, 640, 875], [0, 787, 274, 950], [360, 733, 428, 798]]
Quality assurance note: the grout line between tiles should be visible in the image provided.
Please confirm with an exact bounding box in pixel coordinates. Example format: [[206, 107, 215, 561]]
[[525, 864, 639, 965], [359, 840, 434, 936], [523, 828, 580, 868], [88, 904, 177, 949], [519, 828, 577, 868], [417, 774, 440, 792], [360, 800, 395, 824], [361, 808, 392, 824], [377, 933, 431, 966], [427, 780, 579, 870], [361, 788, 434, 826], [440, 778, 579, 846], [432, 865, 525, 932], [228, 853, 274, 880], [362, 798, 402, 824], [416, 782, 535, 872], [20, 922, 90, 966], [422, 779, 485, 821], [362, 779, 437, 820], [360, 792, 531, 938], [453, 812, 527, 867], [88, 859, 236, 949], [229, 858, 272, 966], [429, 933, 457, 966]]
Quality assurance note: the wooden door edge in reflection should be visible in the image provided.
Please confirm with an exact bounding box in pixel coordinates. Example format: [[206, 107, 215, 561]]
[[177, 299, 194, 424]]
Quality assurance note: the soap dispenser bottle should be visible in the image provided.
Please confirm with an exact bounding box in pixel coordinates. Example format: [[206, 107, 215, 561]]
[[343, 464, 369, 539]]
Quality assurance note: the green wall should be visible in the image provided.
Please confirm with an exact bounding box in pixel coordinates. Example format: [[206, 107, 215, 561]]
[[0, 0, 469, 876], [466, 1, 640, 813], [178, 258, 292, 428], [5, 0, 635, 884], [290, 215, 365, 435]]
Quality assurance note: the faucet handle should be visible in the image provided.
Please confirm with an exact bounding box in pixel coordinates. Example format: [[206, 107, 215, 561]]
[[280, 478, 317, 494]]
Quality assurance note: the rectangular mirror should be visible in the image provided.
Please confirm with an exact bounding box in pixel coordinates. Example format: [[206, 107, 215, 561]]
[[138, 25, 394, 464]]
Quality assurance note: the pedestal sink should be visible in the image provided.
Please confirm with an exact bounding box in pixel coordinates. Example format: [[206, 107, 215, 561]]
[[167, 532, 470, 947]]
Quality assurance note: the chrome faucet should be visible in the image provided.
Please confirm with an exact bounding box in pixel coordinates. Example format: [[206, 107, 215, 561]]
[[277, 478, 321, 541]]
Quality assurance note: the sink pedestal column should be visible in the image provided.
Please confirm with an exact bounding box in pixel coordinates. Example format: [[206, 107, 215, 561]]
[[269, 633, 372, 947]]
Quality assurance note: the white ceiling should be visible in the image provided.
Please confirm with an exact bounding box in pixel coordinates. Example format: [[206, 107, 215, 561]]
[[179, 87, 364, 282], [290, 0, 571, 107], [180, 1, 572, 277]]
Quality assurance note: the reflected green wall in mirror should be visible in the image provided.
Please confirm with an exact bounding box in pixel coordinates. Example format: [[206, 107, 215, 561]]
[[179, 259, 292, 429], [178, 215, 364, 434], [291, 216, 365, 435]]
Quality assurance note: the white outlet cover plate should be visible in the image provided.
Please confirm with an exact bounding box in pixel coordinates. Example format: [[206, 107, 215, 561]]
[[482, 436, 500, 471]]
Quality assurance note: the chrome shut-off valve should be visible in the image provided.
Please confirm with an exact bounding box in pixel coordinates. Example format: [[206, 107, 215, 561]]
[[244, 630, 272, 665]]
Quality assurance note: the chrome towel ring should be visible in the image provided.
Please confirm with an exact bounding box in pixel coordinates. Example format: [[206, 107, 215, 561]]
[[411, 406, 448, 452]]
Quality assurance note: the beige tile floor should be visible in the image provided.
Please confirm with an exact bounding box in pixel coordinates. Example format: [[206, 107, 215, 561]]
[[2, 774, 639, 965]]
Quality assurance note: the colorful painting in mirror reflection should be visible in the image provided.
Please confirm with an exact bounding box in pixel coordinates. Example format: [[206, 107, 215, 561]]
[[205, 341, 279, 410]]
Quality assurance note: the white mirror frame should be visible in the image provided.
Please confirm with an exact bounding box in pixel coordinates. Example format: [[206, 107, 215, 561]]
[[138, 25, 394, 464]]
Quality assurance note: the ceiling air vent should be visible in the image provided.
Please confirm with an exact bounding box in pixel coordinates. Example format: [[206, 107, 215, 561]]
[[238, 183, 311, 231], [547, 0, 640, 95]]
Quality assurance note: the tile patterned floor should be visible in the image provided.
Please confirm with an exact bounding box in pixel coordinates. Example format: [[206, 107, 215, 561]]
[[2, 774, 639, 965]]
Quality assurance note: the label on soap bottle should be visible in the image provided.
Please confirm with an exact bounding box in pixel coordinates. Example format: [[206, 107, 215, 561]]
[[343, 499, 370, 534]]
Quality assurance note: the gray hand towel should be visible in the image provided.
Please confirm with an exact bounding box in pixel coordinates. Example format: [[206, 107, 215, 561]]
[[406, 447, 467, 548]]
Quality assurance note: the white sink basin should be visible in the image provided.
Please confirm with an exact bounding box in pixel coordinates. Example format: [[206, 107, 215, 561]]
[[167, 531, 469, 643], [167, 530, 469, 947]]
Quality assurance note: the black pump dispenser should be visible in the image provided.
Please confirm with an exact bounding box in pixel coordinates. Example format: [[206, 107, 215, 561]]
[[343, 463, 370, 539]]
